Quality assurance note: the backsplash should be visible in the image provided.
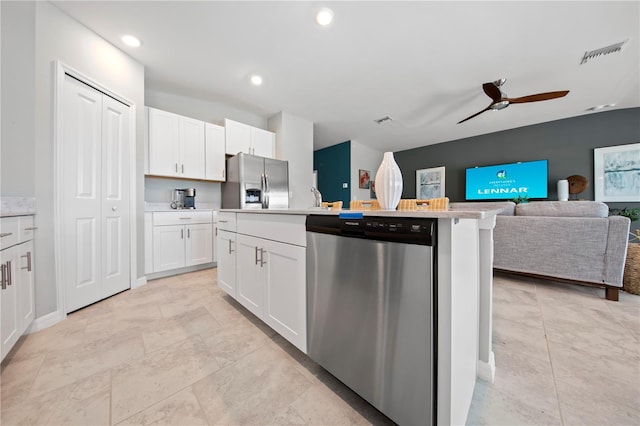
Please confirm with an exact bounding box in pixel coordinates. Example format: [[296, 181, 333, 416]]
[[144, 176, 222, 208]]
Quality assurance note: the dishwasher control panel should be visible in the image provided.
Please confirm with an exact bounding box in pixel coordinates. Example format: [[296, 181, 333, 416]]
[[306, 215, 435, 246]]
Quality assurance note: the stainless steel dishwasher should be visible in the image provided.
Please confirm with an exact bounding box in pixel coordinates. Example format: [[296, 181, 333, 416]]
[[306, 214, 436, 426]]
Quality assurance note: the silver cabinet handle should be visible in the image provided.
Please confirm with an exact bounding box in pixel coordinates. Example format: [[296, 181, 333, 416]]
[[179, 217, 191, 220], [187, 228, 191, 238], [215, 227, 218, 237], [0, 232, 13, 238], [255, 246, 259, 265], [218, 220, 228, 223], [182, 164, 184, 173], [259, 248, 267, 267], [6, 261, 12, 286], [1, 263, 6, 290], [24, 227, 38, 231], [21, 251, 32, 272], [181, 229, 184, 239], [175, 163, 178, 173], [112, 206, 118, 212]]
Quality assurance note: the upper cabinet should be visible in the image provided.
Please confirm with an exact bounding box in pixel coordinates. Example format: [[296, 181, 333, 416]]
[[148, 107, 205, 179], [205, 123, 226, 181], [225, 119, 275, 158], [147, 107, 226, 181]]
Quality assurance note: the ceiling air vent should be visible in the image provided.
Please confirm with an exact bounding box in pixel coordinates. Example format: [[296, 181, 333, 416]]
[[580, 40, 628, 65], [374, 115, 393, 124]]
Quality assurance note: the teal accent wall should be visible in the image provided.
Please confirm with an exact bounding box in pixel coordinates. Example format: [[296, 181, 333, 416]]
[[313, 141, 351, 206]]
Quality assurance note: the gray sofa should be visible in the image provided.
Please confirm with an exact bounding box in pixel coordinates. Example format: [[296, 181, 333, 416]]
[[452, 201, 631, 301]]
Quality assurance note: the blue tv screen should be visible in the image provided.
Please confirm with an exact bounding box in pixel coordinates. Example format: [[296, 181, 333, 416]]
[[466, 160, 548, 200]]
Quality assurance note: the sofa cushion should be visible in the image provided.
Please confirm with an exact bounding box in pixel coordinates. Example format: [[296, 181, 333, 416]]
[[515, 201, 608, 218]]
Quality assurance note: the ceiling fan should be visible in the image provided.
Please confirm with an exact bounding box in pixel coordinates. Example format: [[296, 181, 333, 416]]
[[458, 78, 569, 124]]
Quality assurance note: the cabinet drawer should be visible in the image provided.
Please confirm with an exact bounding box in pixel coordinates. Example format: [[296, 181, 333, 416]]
[[153, 211, 213, 226], [19, 216, 36, 243], [237, 213, 306, 247], [0, 217, 20, 250], [217, 212, 237, 232]]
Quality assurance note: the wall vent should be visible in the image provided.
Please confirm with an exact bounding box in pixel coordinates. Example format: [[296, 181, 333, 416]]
[[374, 115, 393, 124], [580, 40, 628, 65]]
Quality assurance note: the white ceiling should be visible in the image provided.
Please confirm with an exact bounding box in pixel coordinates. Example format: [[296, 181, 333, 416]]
[[52, 1, 640, 152]]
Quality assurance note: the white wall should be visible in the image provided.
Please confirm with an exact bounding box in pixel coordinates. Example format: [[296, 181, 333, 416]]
[[350, 140, 383, 202], [34, 2, 145, 317], [145, 89, 267, 128], [1, 1, 35, 197], [268, 112, 314, 209]]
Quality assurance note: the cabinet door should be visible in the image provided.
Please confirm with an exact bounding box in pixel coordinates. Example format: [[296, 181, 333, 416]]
[[180, 116, 205, 179], [153, 225, 186, 272], [205, 123, 226, 181], [217, 230, 236, 297], [185, 223, 213, 267], [1, 246, 19, 361], [17, 241, 35, 334], [148, 107, 180, 177], [262, 239, 307, 352], [225, 119, 251, 156], [236, 234, 263, 317], [251, 127, 275, 159]]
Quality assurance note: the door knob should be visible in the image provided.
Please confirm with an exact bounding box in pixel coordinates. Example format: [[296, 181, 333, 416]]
[[112, 206, 118, 211]]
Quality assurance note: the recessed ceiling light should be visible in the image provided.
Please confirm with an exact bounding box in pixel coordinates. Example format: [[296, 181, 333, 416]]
[[121, 35, 142, 47], [315, 8, 334, 26], [250, 75, 263, 86], [586, 103, 615, 112]]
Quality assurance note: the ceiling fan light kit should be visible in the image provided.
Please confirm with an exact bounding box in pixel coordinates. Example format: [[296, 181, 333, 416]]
[[458, 78, 570, 124]]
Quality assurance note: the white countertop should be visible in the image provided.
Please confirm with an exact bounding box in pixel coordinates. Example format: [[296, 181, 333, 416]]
[[1, 197, 36, 217], [220, 207, 499, 219]]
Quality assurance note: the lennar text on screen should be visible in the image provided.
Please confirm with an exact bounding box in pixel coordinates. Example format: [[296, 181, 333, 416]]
[[477, 187, 528, 195]]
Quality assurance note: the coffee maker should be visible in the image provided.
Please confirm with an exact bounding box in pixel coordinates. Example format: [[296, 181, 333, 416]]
[[171, 188, 196, 209]]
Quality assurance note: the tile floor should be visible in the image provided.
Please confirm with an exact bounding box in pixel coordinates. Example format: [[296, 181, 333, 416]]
[[1, 269, 638, 425]]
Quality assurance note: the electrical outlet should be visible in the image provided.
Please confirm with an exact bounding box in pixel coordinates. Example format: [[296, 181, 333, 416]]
[[342, 183, 348, 189]]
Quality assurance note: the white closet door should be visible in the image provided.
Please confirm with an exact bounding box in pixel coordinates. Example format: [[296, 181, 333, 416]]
[[101, 96, 130, 298], [62, 74, 131, 312]]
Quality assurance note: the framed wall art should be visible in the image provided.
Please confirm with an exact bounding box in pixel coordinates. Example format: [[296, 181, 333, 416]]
[[594, 143, 640, 202], [416, 166, 445, 199], [359, 169, 371, 189]]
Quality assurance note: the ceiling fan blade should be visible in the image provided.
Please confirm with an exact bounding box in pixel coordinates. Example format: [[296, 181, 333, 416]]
[[482, 83, 502, 102], [507, 90, 569, 104], [457, 106, 491, 124]]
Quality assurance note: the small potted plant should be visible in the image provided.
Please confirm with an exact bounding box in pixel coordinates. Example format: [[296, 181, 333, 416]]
[[511, 195, 530, 204]]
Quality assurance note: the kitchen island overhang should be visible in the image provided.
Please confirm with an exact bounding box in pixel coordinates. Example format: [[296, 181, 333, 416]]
[[217, 207, 499, 426]]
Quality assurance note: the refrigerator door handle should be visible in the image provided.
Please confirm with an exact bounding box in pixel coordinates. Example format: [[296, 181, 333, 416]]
[[264, 174, 269, 209]]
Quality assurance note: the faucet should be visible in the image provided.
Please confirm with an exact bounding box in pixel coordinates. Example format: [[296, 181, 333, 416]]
[[311, 187, 322, 207]]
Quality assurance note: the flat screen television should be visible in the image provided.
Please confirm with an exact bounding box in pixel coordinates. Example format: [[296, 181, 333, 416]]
[[465, 159, 548, 200]]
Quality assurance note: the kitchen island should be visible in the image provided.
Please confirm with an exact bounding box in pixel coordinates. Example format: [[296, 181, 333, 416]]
[[216, 207, 498, 426]]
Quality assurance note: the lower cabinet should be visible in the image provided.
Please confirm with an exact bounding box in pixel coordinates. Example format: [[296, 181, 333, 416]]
[[148, 211, 214, 274], [216, 212, 307, 353], [153, 223, 213, 272], [217, 229, 236, 297], [236, 234, 306, 352], [1, 216, 36, 361]]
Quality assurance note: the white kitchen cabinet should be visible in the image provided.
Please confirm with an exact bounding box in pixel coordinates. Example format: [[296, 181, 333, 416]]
[[224, 119, 275, 158], [1, 245, 19, 359], [1, 215, 36, 361], [220, 213, 307, 352], [148, 107, 205, 179], [205, 123, 226, 181], [150, 211, 214, 273], [217, 229, 236, 297], [251, 126, 276, 158]]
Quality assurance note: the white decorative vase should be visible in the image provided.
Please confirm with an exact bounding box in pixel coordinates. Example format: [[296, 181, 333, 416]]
[[375, 152, 403, 210], [557, 179, 569, 201]]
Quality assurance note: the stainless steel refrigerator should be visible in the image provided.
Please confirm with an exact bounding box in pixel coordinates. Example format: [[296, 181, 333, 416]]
[[222, 153, 289, 209]]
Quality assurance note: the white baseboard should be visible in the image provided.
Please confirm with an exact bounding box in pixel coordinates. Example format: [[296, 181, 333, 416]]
[[477, 351, 496, 383], [133, 276, 148, 289], [26, 310, 64, 334]]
